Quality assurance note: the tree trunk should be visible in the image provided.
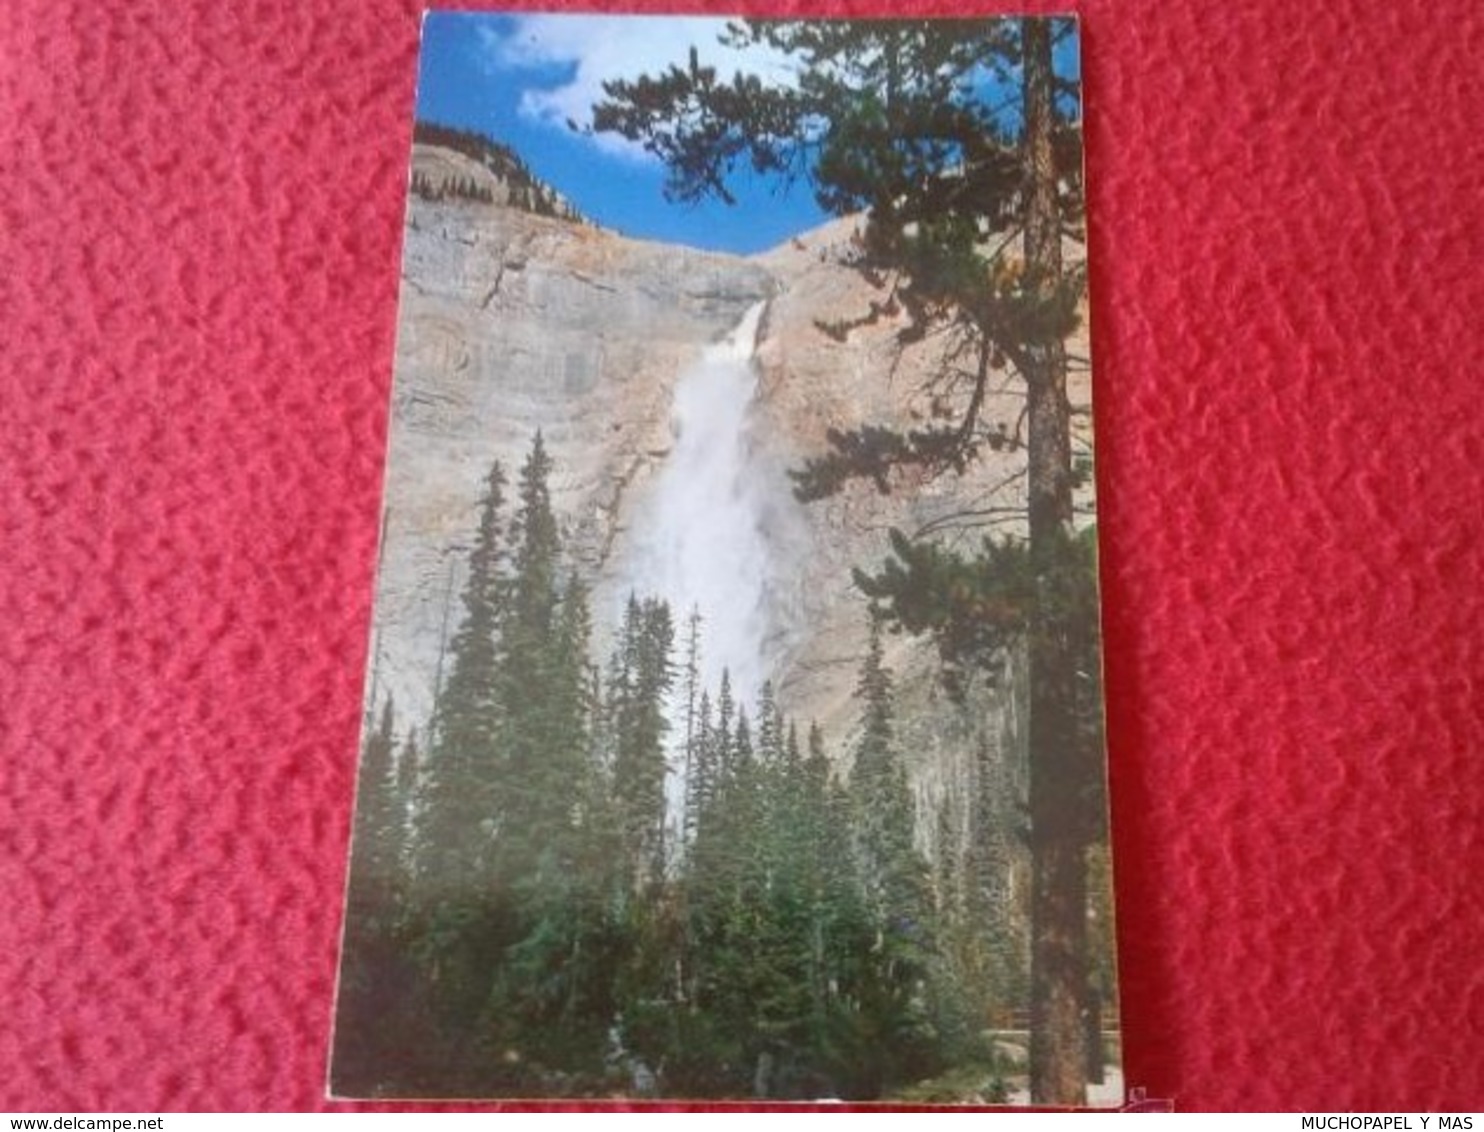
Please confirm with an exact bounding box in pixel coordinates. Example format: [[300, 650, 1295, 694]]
[[1021, 16, 1091, 1107]]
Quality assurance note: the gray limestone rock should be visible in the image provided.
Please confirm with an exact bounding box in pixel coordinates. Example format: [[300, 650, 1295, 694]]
[[366, 160, 1093, 865]]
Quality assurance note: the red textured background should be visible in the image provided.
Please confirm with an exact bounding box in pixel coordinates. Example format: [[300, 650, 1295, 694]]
[[3, 0, 1481, 1113]]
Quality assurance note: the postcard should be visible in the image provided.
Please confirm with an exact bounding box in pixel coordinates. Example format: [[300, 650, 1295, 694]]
[[330, 12, 1119, 1105]]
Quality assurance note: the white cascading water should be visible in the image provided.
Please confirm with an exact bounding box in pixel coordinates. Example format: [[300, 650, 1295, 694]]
[[618, 300, 797, 710]]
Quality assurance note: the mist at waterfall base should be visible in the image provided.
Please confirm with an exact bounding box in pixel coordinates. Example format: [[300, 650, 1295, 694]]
[[613, 300, 807, 741]]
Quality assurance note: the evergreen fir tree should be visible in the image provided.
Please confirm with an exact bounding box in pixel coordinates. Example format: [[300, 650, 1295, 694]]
[[395, 727, 420, 876], [593, 20, 1099, 1102], [398, 462, 514, 1087], [609, 595, 676, 889], [417, 460, 506, 893], [732, 708, 753, 773], [481, 440, 629, 1082], [755, 681, 784, 768], [843, 617, 937, 1094], [714, 670, 736, 780], [495, 432, 566, 867], [550, 571, 595, 805], [678, 608, 703, 847], [356, 698, 402, 905], [686, 689, 715, 847], [334, 699, 419, 1094], [849, 618, 909, 920]]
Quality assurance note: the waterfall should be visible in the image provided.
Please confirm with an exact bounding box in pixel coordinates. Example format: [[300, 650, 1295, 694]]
[[618, 300, 798, 707]]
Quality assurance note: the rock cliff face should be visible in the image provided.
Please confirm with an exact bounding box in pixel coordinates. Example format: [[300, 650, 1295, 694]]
[[375, 190, 770, 722], [369, 152, 1093, 854]]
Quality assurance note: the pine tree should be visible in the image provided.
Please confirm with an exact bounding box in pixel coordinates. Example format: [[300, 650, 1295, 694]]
[[755, 680, 784, 768], [494, 572, 613, 1077], [732, 708, 753, 772], [395, 727, 420, 876], [594, 19, 1099, 1101], [849, 620, 911, 919], [480, 440, 635, 1081], [609, 595, 676, 889], [686, 689, 715, 846], [843, 618, 937, 1094], [784, 721, 802, 776], [799, 720, 842, 1000], [417, 460, 506, 894], [495, 432, 566, 869], [714, 670, 736, 780], [353, 698, 402, 911], [333, 699, 419, 1094], [678, 607, 703, 850], [400, 461, 512, 1087]]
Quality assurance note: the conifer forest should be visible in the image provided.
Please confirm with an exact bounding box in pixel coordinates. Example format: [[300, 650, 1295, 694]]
[[334, 436, 1115, 1102], [333, 16, 1118, 1104]]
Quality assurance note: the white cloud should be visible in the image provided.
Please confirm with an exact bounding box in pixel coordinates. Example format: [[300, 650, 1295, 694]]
[[479, 15, 797, 160]]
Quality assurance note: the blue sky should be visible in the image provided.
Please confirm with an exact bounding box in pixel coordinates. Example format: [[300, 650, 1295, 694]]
[[413, 12, 1080, 256], [415, 12, 829, 255]]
